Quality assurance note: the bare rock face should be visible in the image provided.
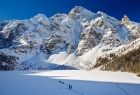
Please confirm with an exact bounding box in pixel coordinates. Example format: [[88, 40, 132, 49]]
[[76, 26, 101, 56], [121, 15, 140, 41], [40, 35, 66, 54]]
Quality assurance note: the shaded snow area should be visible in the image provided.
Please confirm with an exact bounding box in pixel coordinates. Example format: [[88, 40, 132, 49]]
[[0, 70, 140, 95]]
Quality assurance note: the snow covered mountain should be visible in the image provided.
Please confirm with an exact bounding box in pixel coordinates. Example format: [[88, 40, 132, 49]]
[[0, 6, 140, 74]]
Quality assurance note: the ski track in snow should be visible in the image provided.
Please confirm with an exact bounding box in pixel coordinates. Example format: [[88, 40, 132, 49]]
[[116, 83, 130, 95]]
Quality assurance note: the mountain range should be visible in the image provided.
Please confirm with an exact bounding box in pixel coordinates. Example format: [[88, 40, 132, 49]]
[[0, 6, 140, 75]]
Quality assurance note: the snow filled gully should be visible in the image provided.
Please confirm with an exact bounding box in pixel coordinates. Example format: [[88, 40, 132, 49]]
[[0, 70, 140, 95]]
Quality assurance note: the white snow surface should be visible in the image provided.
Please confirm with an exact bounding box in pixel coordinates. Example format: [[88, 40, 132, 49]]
[[0, 70, 140, 95], [47, 52, 68, 65]]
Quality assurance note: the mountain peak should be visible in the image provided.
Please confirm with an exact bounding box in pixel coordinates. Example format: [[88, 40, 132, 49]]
[[68, 6, 96, 21], [96, 11, 113, 19], [31, 13, 50, 25], [33, 14, 47, 19], [70, 6, 86, 12], [121, 15, 130, 25]]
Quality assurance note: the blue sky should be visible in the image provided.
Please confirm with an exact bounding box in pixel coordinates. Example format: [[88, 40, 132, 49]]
[[0, 0, 140, 22]]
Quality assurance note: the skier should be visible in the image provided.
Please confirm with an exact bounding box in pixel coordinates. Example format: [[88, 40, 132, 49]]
[[69, 84, 71, 89], [71, 85, 72, 89], [69, 84, 72, 90]]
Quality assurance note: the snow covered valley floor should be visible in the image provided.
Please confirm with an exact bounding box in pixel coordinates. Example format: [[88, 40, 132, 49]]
[[0, 70, 140, 95]]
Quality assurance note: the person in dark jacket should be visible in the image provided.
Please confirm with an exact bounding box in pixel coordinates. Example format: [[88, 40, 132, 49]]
[[69, 84, 72, 90]]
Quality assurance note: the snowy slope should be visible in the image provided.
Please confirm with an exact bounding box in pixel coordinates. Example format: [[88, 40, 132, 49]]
[[0, 70, 140, 95]]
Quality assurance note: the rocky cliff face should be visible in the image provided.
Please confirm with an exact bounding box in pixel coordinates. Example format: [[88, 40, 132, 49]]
[[0, 6, 140, 73], [121, 15, 140, 41]]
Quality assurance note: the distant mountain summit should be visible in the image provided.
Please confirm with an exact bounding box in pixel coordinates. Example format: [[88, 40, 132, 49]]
[[0, 6, 140, 75]]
